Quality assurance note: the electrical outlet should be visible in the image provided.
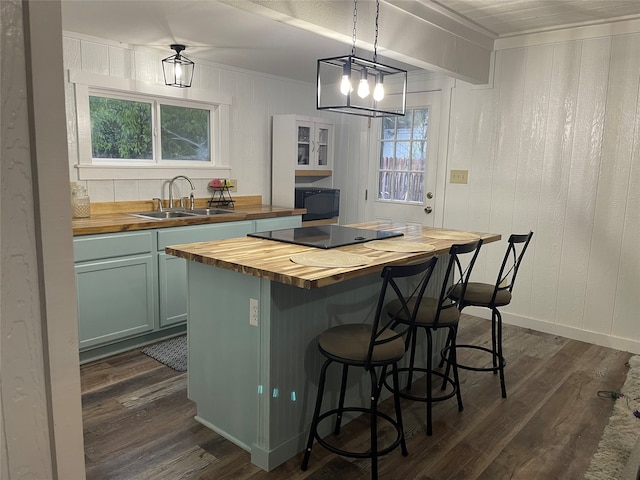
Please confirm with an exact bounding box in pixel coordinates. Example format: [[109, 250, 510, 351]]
[[250, 298, 259, 326], [450, 169, 469, 184]]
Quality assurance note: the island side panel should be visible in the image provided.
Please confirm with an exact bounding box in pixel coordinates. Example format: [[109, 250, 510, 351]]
[[187, 261, 260, 451], [255, 272, 383, 470]]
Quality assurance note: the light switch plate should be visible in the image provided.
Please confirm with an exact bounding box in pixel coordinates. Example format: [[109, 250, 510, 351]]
[[450, 169, 469, 184]]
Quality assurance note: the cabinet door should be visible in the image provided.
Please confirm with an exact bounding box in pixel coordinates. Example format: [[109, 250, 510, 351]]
[[296, 120, 313, 167], [158, 253, 188, 328], [315, 122, 333, 168], [158, 221, 255, 328], [75, 254, 155, 350]]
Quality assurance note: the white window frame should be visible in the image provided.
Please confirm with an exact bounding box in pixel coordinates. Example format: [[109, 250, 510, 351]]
[[69, 70, 232, 180]]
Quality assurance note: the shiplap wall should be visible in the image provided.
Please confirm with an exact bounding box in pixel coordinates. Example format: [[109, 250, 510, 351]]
[[445, 34, 640, 353], [62, 33, 337, 203]]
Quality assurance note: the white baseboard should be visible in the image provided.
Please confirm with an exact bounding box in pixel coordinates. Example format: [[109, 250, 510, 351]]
[[464, 306, 640, 355]]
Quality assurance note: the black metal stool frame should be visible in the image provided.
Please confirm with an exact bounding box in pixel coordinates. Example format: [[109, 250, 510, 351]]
[[301, 257, 438, 480], [444, 231, 533, 399], [384, 240, 483, 436]]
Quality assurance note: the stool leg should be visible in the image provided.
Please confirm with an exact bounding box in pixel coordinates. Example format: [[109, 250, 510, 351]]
[[334, 364, 349, 435], [391, 362, 409, 457], [406, 325, 419, 391], [302, 359, 331, 471], [368, 368, 379, 480], [449, 326, 464, 412], [441, 329, 454, 391], [495, 309, 507, 398], [426, 328, 433, 436], [491, 310, 499, 372]]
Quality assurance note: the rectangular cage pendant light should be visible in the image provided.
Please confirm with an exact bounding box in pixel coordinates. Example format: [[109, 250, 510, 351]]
[[317, 55, 407, 117]]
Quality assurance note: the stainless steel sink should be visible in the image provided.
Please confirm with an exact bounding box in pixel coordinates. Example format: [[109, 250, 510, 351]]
[[127, 210, 201, 220], [188, 208, 239, 216], [127, 208, 242, 220]]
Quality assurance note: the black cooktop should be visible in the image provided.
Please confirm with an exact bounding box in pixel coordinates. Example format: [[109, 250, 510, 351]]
[[248, 225, 403, 249]]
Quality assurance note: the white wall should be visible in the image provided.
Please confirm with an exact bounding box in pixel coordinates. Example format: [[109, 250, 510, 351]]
[[443, 32, 640, 353], [2, 1, 85, 478], [62, 33, 326, 204]]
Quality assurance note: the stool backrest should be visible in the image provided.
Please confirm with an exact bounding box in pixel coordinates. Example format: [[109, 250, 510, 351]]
[[491, 231, 534, 303], [367, 257, 438, 368], [435, 239, 484, 325]]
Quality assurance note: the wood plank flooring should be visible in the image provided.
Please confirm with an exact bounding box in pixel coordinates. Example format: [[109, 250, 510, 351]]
[[81, 315, 632, 479]]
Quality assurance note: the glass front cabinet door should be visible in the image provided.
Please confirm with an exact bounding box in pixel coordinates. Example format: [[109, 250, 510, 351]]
[[296, 120, 333, 169]]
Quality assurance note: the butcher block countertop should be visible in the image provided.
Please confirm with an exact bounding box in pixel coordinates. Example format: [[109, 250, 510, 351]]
[[72, 195, 305, 236], [166, 221, 501, 289]]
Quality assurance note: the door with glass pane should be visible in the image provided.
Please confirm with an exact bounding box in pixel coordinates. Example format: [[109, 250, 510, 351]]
[[366, 92, 441, 226]]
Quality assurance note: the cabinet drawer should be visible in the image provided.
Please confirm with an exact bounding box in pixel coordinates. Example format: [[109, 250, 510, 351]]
[[157, 221, 254, 250], [74, 232, 153, 262], [254, 216, 302, 232]]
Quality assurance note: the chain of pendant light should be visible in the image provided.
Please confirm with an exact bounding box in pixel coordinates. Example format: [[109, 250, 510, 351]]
[[350, 0, 381, 62]]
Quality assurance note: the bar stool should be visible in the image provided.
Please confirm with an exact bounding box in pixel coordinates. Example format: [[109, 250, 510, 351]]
[[383, 240, 483, 436], [301, 257, 438, 480], [446, 231, 533, 398]]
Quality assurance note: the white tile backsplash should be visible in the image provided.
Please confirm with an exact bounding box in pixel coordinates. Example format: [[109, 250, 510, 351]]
[[87, 180, 115, 202], [113, 180, 139, 201]]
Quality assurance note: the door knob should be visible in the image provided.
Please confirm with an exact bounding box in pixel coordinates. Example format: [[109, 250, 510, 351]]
[[424, 206, 433, 214], [426, 192, 433, 199]]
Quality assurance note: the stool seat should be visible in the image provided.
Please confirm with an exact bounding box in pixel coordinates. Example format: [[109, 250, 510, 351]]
[[386, 297, 460, 327], [450, 282, 512, 307], [319, 324, 405, 363]]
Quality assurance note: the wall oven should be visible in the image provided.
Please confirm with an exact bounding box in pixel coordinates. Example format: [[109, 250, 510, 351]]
[[294, 187, 340, 221]]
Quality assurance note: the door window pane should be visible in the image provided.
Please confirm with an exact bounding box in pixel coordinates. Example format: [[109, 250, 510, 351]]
[[377, 108, 429, 203], [160, 104, 210, 161]]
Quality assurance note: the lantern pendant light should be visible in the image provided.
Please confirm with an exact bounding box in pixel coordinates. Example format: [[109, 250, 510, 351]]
[[162, 44, 195, 88], [316, 0, 406, 117]]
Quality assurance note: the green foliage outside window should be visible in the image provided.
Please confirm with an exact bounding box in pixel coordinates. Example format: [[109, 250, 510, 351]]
[[160, 105, 210, 161], [89, 96, 153, 159], [89, 94, 212, 162]]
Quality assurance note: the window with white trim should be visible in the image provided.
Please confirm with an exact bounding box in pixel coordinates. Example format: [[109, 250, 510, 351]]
[[88, 89, 213, 166], [70, 70, 232, 180]]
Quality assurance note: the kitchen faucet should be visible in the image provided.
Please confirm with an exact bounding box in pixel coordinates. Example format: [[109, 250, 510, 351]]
[[168, 175, 195, 209]]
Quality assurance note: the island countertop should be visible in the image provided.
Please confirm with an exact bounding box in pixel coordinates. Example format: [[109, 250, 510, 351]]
[[166, 221, 501, 289]]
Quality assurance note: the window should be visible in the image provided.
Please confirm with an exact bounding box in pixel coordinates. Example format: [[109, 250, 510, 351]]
[[88, 91, 212, 164], [377, 108, 429, 203], [70, 70, 232, 180]]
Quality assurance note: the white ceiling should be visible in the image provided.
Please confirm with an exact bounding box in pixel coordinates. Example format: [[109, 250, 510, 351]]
[[61, 0, 640, 83]]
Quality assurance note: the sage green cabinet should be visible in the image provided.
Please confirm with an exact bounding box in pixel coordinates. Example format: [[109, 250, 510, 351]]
[[74, 232, 156, 350], [74, 216, 302, 358], [254, 216, 302, 233], [157, 221, 255, 328]]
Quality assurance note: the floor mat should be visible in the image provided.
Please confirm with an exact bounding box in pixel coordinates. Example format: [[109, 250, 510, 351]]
[[141, 335, 187, 372]]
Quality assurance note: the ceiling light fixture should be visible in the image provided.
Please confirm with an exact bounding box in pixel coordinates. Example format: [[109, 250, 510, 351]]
[[162, 44, 195, 88], [316, 0, 407, 117]]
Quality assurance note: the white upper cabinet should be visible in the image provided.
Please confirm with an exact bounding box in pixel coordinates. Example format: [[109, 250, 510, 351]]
[[272, 114, 335, 207]]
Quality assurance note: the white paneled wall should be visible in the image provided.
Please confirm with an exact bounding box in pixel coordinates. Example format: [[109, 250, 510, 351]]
[[446, 33, 640, 353], [62, 33, 318, 203]]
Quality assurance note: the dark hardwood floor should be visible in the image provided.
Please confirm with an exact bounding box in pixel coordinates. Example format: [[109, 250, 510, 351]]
[[81, 314, 631, 479]]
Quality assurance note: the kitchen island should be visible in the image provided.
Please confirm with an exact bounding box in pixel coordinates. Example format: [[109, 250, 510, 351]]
[[166, 222, 500, 471]]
